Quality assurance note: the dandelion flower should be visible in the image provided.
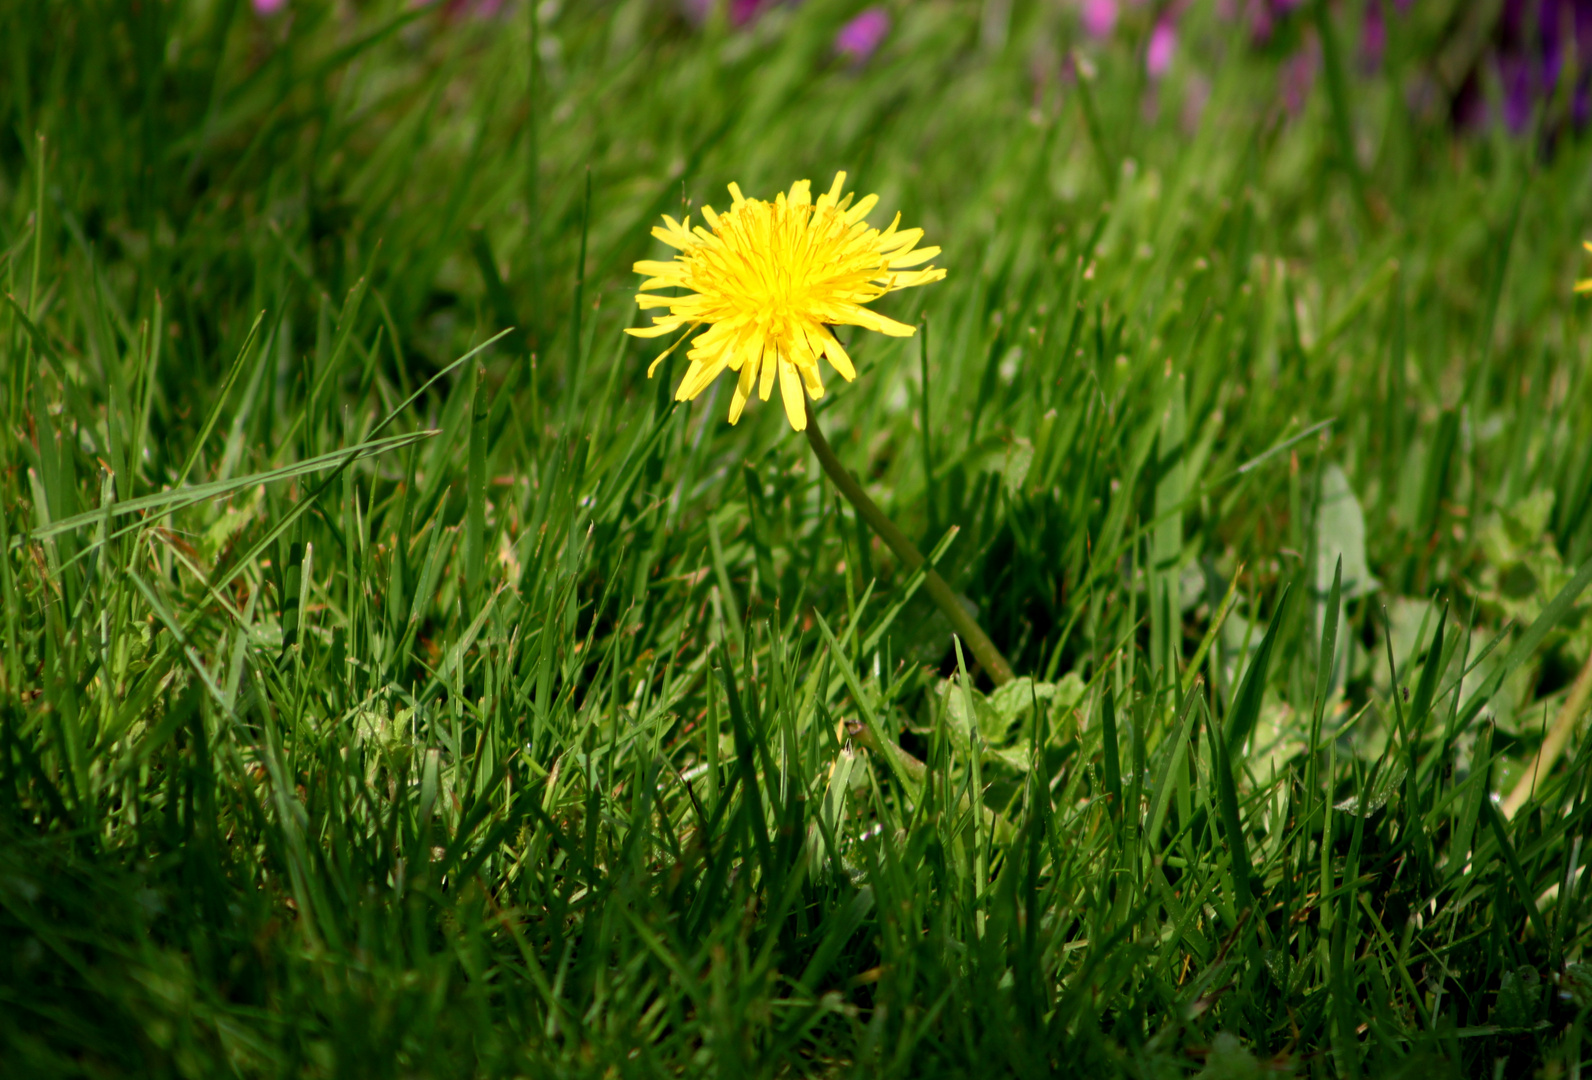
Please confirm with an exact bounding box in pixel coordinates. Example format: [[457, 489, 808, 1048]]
[[626, 172, 946, 431], [1579, 241, 1592, 293]]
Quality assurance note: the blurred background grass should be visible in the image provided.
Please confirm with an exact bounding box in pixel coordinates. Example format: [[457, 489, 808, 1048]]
[[3, 0, 1592, 1075]]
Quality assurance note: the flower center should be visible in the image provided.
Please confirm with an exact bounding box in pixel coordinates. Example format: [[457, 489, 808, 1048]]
[[705, 203, 842, 322]]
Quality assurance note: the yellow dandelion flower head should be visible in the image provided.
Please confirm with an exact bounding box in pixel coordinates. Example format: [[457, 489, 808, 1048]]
[[1579, 240, 1592, 294], [625, 172, 947, 431]]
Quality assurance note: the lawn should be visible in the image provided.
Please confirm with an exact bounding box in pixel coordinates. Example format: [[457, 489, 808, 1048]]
[[3, 0, 1592, 1076]]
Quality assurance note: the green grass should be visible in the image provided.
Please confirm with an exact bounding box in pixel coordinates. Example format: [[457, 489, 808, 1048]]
[[3, 0, 1592, 1075]]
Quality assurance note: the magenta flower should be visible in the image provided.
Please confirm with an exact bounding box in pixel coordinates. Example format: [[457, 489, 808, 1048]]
[[408, 0, 511, 18], [681, 0, 779, 26], [253, 0, 287, 14], [1444, 0, 1592, 134], [1146, 18, 1177, 77], [1239, 0, 1306, 43], [836, 7, 890, 61], [1080, 0, 1118, 39], [1362, 2, 1387, 70], [1280, 34, 1320, 116], [731, 0, 771, 22], [1498, 0, 1592, 132]]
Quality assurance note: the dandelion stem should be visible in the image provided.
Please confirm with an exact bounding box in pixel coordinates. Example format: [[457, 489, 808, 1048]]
[[803, 398, 1015, 685]]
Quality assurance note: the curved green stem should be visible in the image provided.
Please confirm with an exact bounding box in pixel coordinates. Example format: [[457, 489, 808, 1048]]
[[803, 399, 1015, 686]]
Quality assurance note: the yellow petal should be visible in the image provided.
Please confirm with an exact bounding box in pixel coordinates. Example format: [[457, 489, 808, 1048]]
[[799, 358, 825, 399], [635, 293, 682, 310], [841, 306, 917, 337], [779, 360, 807, 431], [882, 232, 931, 257], [885, 249, 940, 270], [758, 342, 779, 401], [676, 350, 731, 401], [643, 324, 700, 375], [884, 267, 948, 290], [786, 326, 817, 371], [728, 358, 757, 424], [650, 227, 692, 252], [885, 250, 942, 270], [690, 319, 742, 353], [844, 193, 880, 225], [626, 321, 684, 339], [822, 171, 847, 208], [652, 216, 697, 250], [818, 326, 856, 380]]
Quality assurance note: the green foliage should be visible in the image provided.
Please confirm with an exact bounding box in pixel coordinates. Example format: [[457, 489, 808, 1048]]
[[2, 0, 1592, 1076]]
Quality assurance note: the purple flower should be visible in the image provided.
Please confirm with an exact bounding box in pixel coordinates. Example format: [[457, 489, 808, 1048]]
[[1500, 53, 1538, 132], [681, 0, 779, 26], [1080, 0, 1118, 39], [407, 0, 513, 18], [1279, 33, 1320, 116], [731, 0, 771, 23], [836, 7, 889, 61], [253, 0, 287, 14], [1235, 0, 1307, 44], [1361, 2, 1386, 69], [1146, 18, 1177, 77], [1470, 0, 1592, 133]]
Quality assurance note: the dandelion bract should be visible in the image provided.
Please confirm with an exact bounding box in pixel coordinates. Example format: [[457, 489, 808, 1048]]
[[626, 172, 946, 431]]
